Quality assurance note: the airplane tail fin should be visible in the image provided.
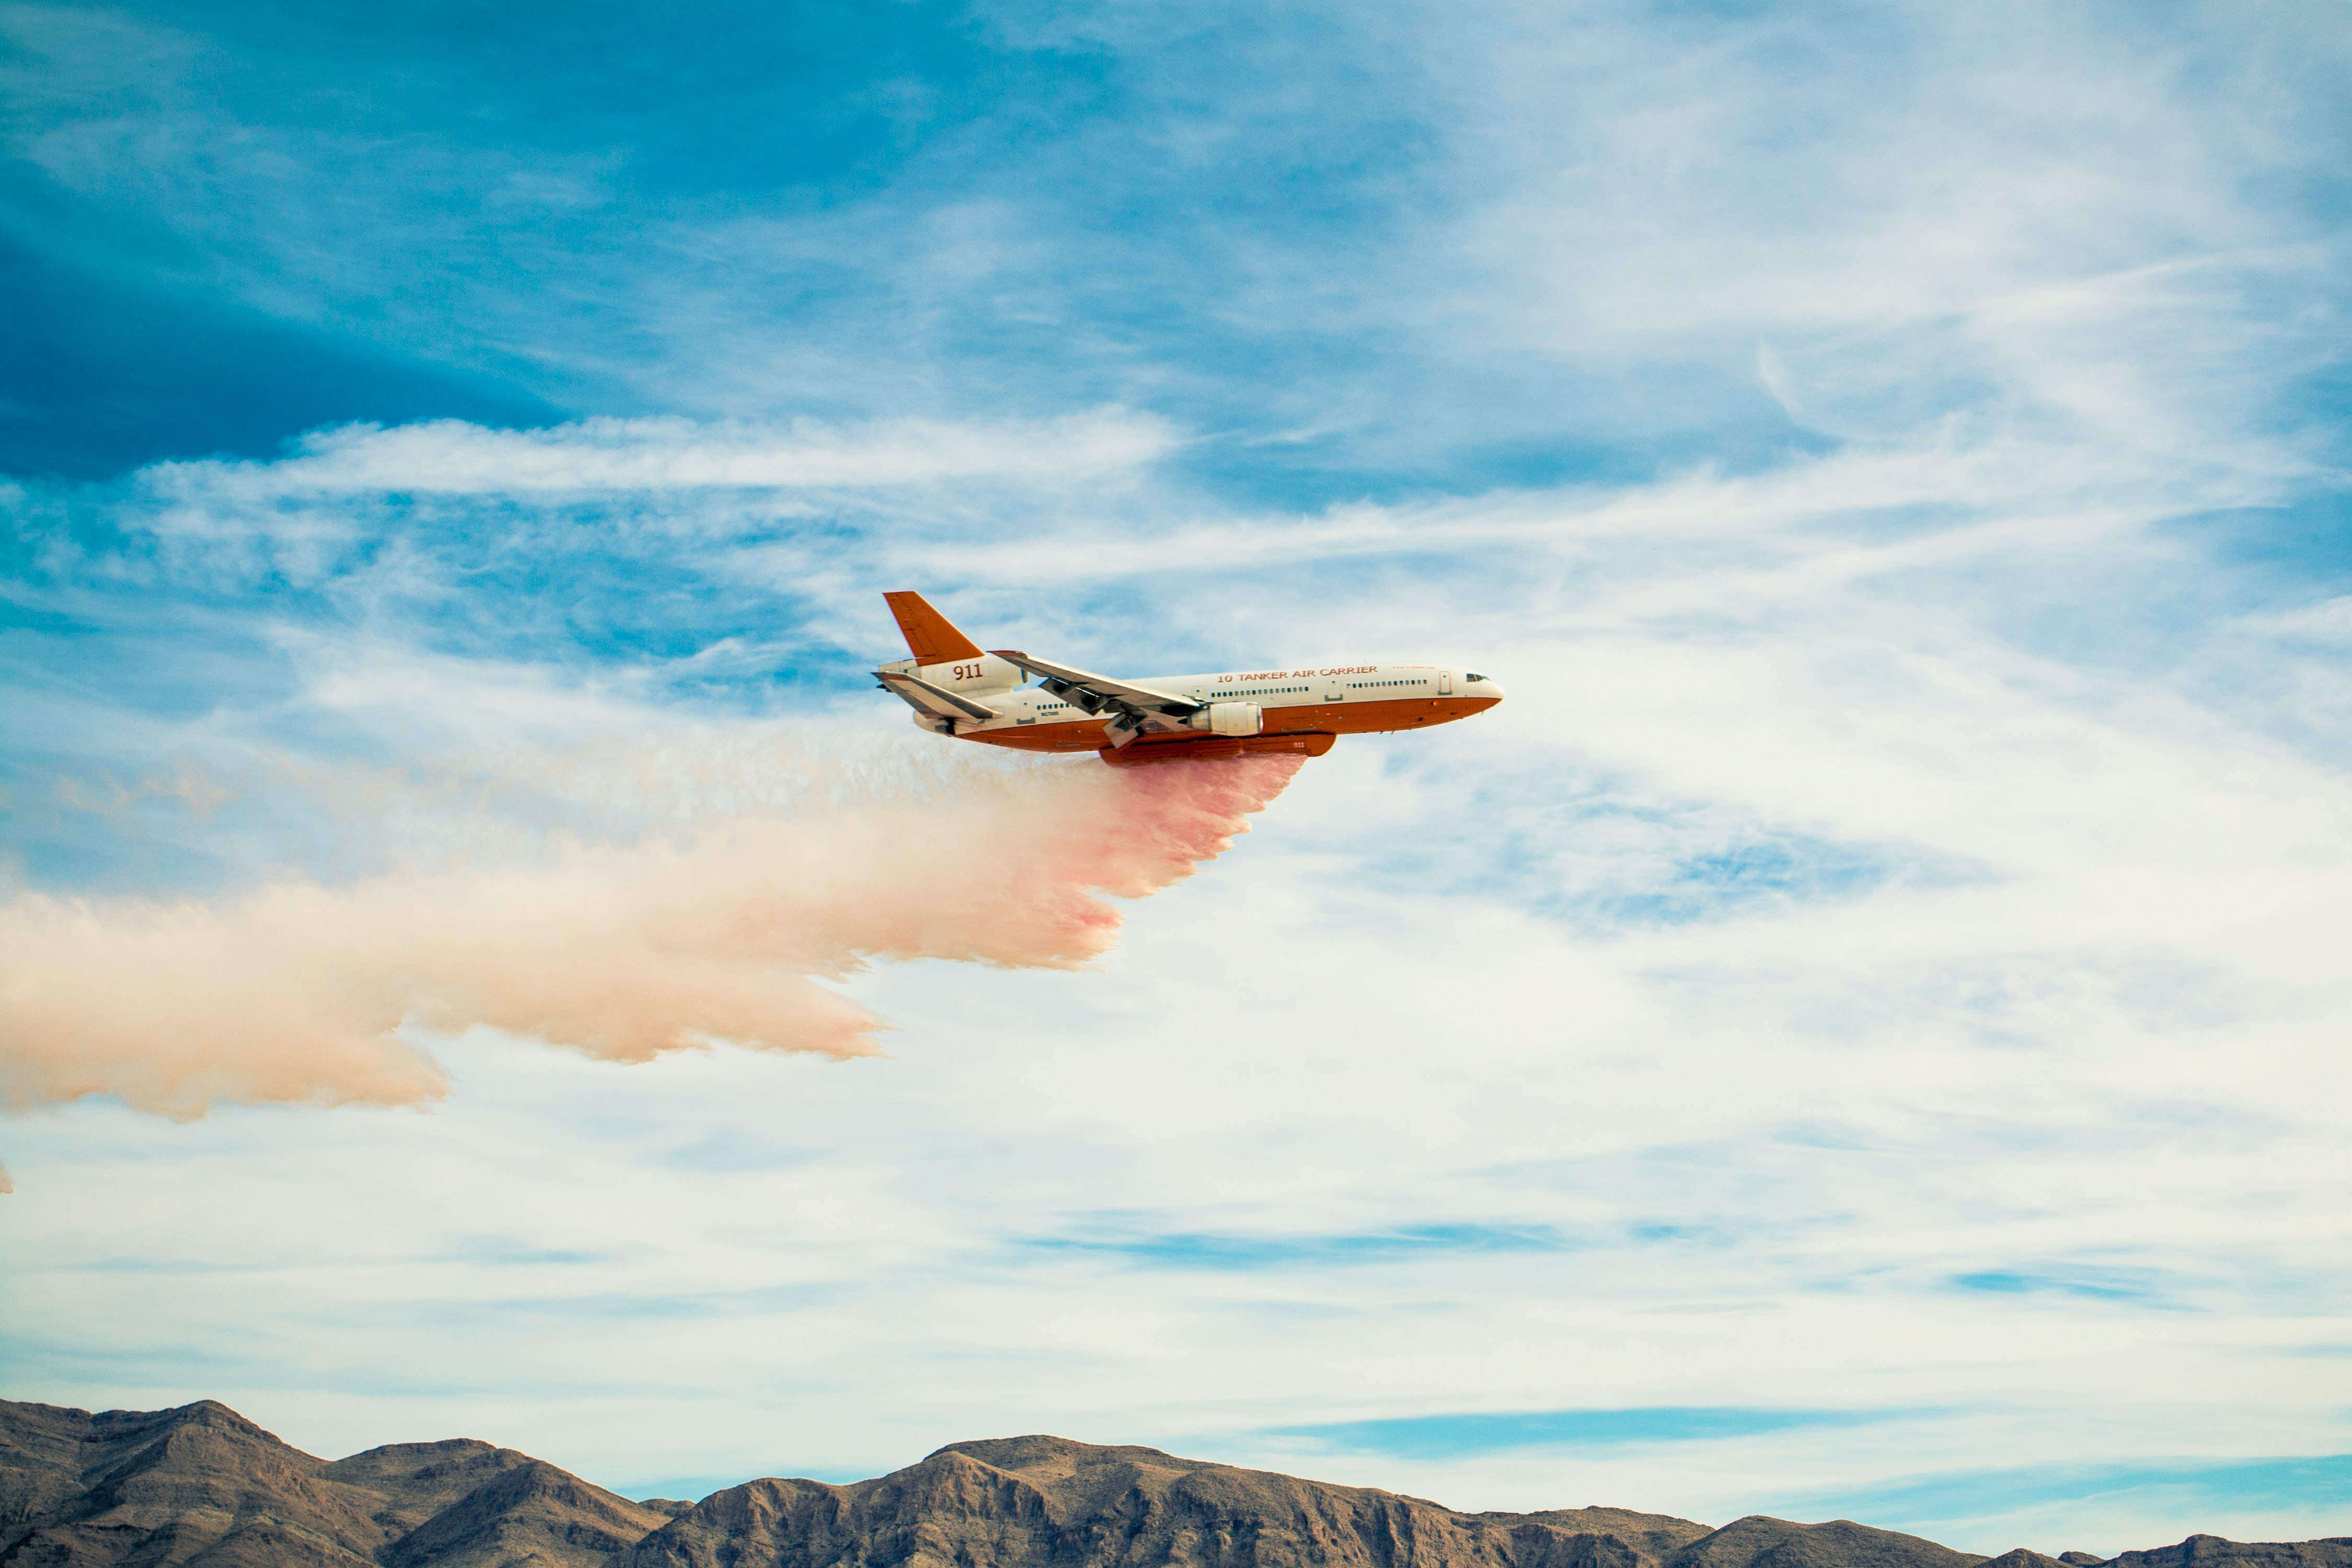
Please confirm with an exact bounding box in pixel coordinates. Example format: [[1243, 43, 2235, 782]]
[[884, 592, 986, 664]]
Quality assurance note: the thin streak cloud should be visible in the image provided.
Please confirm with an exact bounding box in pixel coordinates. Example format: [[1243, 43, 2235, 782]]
[[1269, 1407, 1897, 1458], [141, 410, 1176, 499]]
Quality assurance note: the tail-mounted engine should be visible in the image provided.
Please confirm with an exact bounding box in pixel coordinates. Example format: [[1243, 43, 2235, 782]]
[[877, 653, 1024, 694]]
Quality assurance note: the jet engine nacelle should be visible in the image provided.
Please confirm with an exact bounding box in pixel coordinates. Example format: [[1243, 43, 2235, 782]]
[[1190, 701, 1263, 736], [878, 654, 1025, 694]]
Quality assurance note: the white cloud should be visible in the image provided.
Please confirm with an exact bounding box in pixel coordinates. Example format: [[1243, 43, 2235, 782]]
[[2, 407, 1174, 592], [143, 409, 1175, 498]]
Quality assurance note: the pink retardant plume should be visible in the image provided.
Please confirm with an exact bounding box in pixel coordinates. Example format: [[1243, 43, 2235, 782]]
[[0, 755, 1303, 1121]]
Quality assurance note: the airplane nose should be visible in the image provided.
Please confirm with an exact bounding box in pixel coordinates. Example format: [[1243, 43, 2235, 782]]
[[1462, 672, 1504, 702]]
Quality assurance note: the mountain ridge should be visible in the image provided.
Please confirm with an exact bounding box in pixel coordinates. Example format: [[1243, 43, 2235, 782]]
[[2, 1398, 2344, 1568]]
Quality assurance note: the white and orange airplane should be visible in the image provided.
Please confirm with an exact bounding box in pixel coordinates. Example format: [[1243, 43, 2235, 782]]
[[873, 592, 1504, 766]]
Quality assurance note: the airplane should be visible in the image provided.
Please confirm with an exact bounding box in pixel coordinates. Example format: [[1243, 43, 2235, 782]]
[[873, 591, 1505, 766]]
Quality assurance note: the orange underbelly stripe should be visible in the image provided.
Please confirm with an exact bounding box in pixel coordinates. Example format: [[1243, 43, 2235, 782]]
[[967, 696, 1498, 750]]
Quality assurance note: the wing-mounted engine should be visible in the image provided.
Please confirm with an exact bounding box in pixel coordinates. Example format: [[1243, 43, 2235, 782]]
[[1187, 701, 1263, 736]]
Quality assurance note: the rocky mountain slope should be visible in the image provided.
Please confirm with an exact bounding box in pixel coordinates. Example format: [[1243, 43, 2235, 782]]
[[3, 1398, 2346, 1568], [0, 1399, 668, 1565]]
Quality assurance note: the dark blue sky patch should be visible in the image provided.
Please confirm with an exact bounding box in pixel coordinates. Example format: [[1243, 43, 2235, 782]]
[[157, 0, 1110, 206], [0, 238, 559, 479]]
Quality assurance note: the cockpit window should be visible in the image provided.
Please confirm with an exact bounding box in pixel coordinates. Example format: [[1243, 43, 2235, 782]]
[[1466, 672, 1488, 682]]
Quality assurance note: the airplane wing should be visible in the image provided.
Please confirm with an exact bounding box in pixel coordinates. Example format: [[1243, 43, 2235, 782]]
[[876, 669, 997, 723], [989, 650, 1204, 748], [989, 651, 1203, 718]]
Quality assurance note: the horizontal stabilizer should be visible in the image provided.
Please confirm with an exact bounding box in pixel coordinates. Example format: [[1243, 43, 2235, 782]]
[[877, 670, 996, 722], [884, 591, 986, 664]]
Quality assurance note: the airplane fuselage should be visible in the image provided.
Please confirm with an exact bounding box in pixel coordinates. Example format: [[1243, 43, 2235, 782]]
[[878, 655, 1505, 764], [872, 592, 1501, 766]]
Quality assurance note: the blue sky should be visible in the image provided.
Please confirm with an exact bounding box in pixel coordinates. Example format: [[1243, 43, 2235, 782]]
[[5, 0, 2352, 1555]]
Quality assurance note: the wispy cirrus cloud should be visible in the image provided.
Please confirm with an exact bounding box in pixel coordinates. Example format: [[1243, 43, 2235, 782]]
[[137, 410, 1177, 500], [1268, 1407, 1899, 1459], [1025, 1223, 1566, 1271]]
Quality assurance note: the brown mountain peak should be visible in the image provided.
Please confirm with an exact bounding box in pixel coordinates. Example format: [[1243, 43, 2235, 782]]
[[1671, 1514, 1990, 1568], [379, 1456, 669, 1567], [930, 1434, 1192, 1475]]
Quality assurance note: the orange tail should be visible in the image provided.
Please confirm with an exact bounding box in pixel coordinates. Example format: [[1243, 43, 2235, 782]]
[[883, 592, 986, 664]]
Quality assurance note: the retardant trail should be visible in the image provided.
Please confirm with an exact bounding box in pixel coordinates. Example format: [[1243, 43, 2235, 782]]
[[0, 755, 1302, 1120]]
